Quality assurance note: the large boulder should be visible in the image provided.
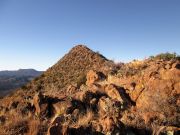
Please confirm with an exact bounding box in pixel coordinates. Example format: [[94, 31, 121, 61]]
[[136, 78, 180, 126]]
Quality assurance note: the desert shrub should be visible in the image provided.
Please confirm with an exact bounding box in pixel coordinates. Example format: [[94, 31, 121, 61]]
[[76, 109, 94, 127], [33, 77, 39, 82], [1, 117, 29, 135], [21, 85, 27, 90], [76, 73, 87, 87], [117, 65, 139, 77], [115, 62, 124, 69], [150, 52, 179, 60], [27, 119, 40, 135]]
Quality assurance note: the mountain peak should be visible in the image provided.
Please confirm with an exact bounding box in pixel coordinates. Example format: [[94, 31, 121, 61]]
[[67, 45, 95, 58], [71, 45, 90, 51]]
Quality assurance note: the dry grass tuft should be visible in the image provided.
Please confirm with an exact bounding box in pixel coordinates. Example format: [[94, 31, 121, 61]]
[[26, 119, 40, 135], [76, 109, 94, 128]]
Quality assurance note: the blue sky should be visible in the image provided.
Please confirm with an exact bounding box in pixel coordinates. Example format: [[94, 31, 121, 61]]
[[0, 0, 180, 71]]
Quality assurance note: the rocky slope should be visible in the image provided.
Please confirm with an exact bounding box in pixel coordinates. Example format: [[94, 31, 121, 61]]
[[0, 45, 179, 135]]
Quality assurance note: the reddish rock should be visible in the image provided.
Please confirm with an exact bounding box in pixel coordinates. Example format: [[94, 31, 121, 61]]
[[142, 112, 166, 124], [89, 83, 105, 94], [73, 90, 87, 102], [172, 62, 180, 69], [129, 82, 145, 102], [105, 84, 123, 102], [52, 100, 72, 116], [98, 96, 112, 116], [86, 70, 105, 86], [33, 92, 43, 116], [73, 90, 95, 104], [72, 109, 79, 118], [136, 79, 179, 125], [86, 70, 99, 86], [32, 92, 50, 117], [174, 82, 180, 94], [66, 85, 77, 95], [100, 116, 115, 133], [90, 98, 97, 105], [160, 68, 180, 81]]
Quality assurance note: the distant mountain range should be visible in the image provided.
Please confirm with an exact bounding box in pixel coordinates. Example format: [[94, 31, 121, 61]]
[[0, 69, 43, 77], [0, 69, 43, 97]]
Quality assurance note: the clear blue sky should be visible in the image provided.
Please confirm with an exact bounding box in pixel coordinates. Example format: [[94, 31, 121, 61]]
[[0, 0, 180, 71]]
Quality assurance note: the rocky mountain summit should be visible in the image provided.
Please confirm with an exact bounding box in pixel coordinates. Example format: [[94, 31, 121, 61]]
[[0, 45, 179, 135]]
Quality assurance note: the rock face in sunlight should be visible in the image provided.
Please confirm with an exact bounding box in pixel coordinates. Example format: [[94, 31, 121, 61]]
[[0, 45, 179, 135]]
